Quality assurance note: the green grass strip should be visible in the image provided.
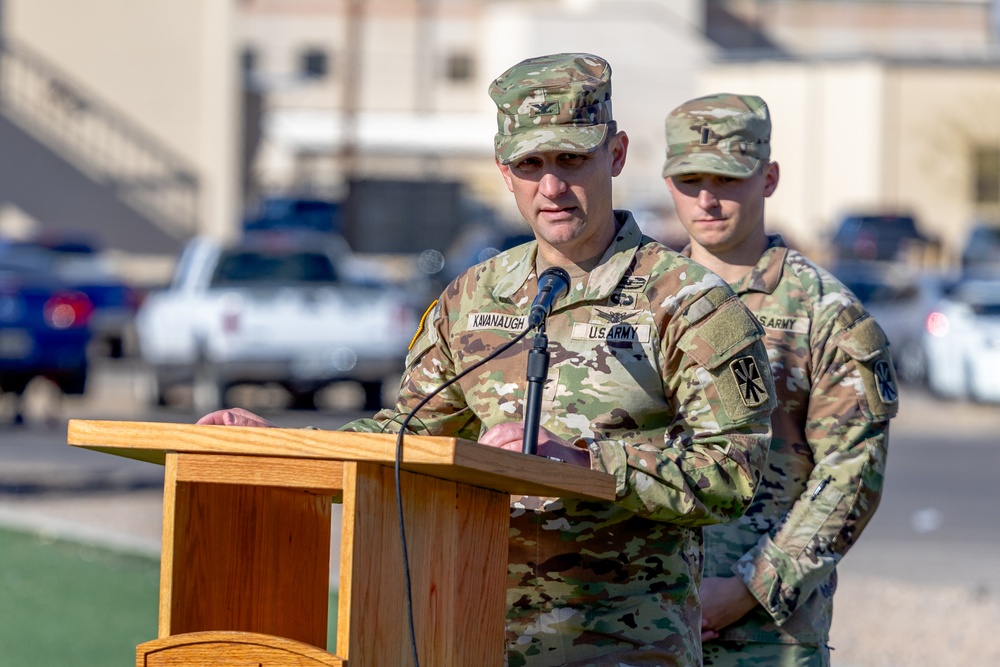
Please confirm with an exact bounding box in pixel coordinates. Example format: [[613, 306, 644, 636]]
[[0, 526, 339, 664]]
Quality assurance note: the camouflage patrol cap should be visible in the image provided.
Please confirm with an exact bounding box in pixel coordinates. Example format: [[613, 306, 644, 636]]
[[489, 53, 614, 165], [662, 93, 771, 179]]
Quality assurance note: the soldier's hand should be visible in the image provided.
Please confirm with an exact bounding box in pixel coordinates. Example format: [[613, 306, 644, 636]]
[[479, 423, 590, 467], [699, 576, 758, 640], [196, 407, 278, 428]]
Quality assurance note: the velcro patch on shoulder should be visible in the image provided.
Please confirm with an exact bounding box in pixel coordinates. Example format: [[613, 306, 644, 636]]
[[405, 299, 441, 368], [835, 315, 889, 362], [682, 286, 731, 325], [679, 297, 764, 370]]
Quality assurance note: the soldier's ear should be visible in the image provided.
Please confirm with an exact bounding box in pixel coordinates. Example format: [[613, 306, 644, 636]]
[[763, 161, 779, 197], [610, 131, 629, 177], [496, 158, 515, 193]]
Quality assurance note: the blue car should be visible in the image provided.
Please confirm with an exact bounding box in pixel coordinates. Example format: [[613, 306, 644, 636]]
[[1, 235, 140, 358], [0, 257, 92, 396]]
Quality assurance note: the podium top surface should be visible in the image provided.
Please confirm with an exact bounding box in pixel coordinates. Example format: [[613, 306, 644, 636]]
[[67, 419, 616, 501]]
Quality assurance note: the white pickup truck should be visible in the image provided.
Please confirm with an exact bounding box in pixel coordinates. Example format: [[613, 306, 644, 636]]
[[135, 233, 422, 413]]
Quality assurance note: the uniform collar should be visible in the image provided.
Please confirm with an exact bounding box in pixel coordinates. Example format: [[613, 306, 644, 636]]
[[493, 210, 641, 301], [682, 234, 788, 296], [732, 235, 788, 295]]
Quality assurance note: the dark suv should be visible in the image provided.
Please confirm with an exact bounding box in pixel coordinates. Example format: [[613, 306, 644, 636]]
[[960, 223, 1000, 275], [831, 213, 927, 262]]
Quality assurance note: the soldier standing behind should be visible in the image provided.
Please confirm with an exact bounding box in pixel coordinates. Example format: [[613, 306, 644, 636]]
[[662, 93, 898, 666]]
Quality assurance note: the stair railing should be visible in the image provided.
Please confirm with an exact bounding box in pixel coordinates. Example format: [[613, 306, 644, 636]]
[[0, 37, 200, 238]]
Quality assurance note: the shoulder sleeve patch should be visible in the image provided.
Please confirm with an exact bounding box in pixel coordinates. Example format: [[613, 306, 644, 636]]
[[404, 299, 441, 370], [678, 296, 776, 425], [409, 299, 439, 351], [729, 355, 771, 408], [834, 315, 899, 421]]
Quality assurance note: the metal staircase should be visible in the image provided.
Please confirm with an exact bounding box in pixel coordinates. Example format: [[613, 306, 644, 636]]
[[0, 36, 200, 252]]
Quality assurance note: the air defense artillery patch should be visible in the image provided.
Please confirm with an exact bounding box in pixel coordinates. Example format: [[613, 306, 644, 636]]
[[730, 356, 769, 407], [874, 359, 898, 403]]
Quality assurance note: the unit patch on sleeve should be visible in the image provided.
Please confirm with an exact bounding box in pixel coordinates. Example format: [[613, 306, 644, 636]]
[[730, 356, 769, 407], [873, 359, 898, 404]]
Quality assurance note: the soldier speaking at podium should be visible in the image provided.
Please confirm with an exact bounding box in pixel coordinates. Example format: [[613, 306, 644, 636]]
[[200, 53, 777, 667]]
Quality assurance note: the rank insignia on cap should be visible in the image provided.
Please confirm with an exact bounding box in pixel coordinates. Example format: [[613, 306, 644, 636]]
[[529, 101, 559, 116], [730, 356, 768, 407], [874, 359, 898, 403]]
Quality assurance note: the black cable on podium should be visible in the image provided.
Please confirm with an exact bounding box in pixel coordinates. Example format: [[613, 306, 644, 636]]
[[389, 326, 530, 667], [387, 265, 569, 666]]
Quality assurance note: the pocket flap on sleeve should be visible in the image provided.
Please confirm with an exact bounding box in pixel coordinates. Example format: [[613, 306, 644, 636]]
[[678, 296, 764, 370], [834, 315, 888, 362]]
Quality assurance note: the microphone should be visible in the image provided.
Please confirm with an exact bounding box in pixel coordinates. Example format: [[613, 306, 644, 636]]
[[528, 267, 570, 329]]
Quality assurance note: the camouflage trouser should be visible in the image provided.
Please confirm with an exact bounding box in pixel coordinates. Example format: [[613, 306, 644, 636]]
[[702, 640, 830, 667]]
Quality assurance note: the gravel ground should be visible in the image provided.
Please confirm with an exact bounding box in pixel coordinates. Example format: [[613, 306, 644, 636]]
[[831, 573, 1000, 666]]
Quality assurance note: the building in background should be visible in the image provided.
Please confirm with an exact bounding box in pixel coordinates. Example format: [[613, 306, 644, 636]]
[[237, 0, 708, 248], [702, 56, 1000, 264], [1, 0, 998, 267], [701, 0, 1000, 264], [0, 0, 239, 260]]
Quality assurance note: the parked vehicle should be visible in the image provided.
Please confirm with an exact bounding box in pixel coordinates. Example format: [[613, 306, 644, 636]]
[[134, 232, 420, 412], [830, 213, 928, 262], [242, 196, 342, 235], [0, 256, 93, 398], [0, 234, 141, 358], [959, 223, 1000, 276], [922, 278, 1000, 402]]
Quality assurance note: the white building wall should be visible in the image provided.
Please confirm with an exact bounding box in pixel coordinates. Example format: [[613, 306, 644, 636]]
[[703, 58, 1000, 262], [701, 61, 889, 255], [6, 0, 239, 240], [481, 0, 711, 225]]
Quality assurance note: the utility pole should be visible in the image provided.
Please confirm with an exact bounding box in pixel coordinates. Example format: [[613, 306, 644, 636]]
[[339, 0, 364, 184]]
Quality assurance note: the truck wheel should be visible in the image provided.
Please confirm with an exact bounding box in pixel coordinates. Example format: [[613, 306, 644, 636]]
[[360, 380, 384, 411], [134, 368, 168, 407], [288, 389, 317, 411], [192, 368, 224, 414], [60, 364, 88, 396]]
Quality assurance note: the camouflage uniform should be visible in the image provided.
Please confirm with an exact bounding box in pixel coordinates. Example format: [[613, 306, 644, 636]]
[[347, 210, 776, 666], [661, 92, 897, 666], [698, 236, 896, 663]]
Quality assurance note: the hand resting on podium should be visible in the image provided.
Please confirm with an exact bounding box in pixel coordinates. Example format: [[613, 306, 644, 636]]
[[196, 407, 278, 428], [196, 407, 588, 467]]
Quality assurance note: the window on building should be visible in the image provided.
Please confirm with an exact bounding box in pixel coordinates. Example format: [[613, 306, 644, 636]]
[[241, 47, 258, 75], [445, 52, 474, 83], [974, 147, 1000, 204], [301, 48, 329, 79]]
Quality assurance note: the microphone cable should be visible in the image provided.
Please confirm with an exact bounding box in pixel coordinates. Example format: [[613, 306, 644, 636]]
[[388, 324, 533, 667]]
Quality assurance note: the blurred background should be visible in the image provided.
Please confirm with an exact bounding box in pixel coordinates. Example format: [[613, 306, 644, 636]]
[[1, 1, 1000, 665]]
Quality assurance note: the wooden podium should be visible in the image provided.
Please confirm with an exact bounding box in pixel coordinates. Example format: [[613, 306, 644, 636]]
[[67, 420, 616, 667]]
